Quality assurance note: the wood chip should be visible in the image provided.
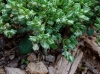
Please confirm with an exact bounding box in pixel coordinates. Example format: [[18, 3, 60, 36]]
[[69, 51, 83, 74], [54, 48, 83, 74], [0, 68, 5, 74], [5, 67, 27, 74], [84, 37, 100, 57], [48, 66, 55, 74], [26, 62, 48, 74], [83, 61, 98, 74]]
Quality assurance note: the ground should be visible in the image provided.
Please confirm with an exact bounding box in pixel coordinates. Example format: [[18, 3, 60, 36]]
[[0, 34, 100, 74]]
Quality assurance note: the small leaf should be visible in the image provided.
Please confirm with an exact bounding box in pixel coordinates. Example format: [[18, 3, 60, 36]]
[[47, 38, 54, 44], [40, 40, 50, 50], [18, 35, 32, 54], [21, 59, 26, 64], [29, 36, 37, 42], [25, 60, 29, 65], [17, 27, 26, 34], [69, 56, 74, 62], [5, 4, 12, 9], [87, 28, 94, 36], [4, 29, 16, 38], [98, 36, 100, 45], [32, 43, 39, 51], [79, 15, 89, 21], [50, 43, 58, 49], [67, 20, 74, 25]]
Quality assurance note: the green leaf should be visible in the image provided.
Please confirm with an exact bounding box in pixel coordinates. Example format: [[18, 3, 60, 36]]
[[25, 60, 29, 65], [62, 51, 74, 62], [32, 43, 39, 51], [50, 43, 58, 49], [98, 36, 100, 45], [95, 24, 100, 29], [62, 51, 70, 58], [21, 59, 29, 65], [69, 56, 74, 62], [5, 23, 11, 29], [17, 27, 26, 34], [79, 15, 89, 21], [47, 38, 54, 44], [4, 29, 16, 38], [87, 28, 94, 36], [18, 35, 32, 54], [21, 59, 26, 64], [5, 4, 12, 9], [29, 36, 37, 42], [40, 40, 50, 50], [67, 20, 74, 25]]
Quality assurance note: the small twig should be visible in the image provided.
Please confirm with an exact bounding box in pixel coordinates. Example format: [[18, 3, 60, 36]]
[[82, 60, 98, 74], [4, 46, 17, 56]]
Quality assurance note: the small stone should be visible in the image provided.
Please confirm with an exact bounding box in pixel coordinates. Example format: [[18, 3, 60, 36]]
[[20, 65, 26, 69], [45, 55, 55, 62], [8, 62, 18, 67], [27, 62, 48, 74], [9, 55, 15, 60], [44, 61, 50, 66], [27, 53, 36, 62]]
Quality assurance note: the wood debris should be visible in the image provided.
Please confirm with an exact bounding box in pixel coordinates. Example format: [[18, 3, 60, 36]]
[[0, 68, 5, 74], [84, 37, 100, 57], [51, 47, 83, 74], [26, 62, 48, 74], [5, 67, 27, 74]]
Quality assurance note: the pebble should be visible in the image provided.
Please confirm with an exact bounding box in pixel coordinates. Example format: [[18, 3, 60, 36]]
[[27, 53, 36, 62], [45, 55, 55, 62], [9, 55, 15, 60], [8, 62, 18, 67], [20, 64, 27, 69]]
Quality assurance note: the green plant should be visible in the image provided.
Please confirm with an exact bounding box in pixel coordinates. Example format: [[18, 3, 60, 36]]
[[21, 59, 29, 65], [0, 0, 100, 62]]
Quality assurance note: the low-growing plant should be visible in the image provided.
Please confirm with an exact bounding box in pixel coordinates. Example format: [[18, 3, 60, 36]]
[[0, 0, 100, 62]]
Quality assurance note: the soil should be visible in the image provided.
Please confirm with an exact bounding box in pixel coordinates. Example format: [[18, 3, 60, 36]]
[[0, 34, 100, 74], [75, 46, 100, 74]]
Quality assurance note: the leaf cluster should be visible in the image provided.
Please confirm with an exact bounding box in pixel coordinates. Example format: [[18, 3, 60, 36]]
[[0, 0, 100, 62]]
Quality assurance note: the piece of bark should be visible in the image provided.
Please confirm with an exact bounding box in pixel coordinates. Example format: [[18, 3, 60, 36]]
[[54, 48, 83, 74], [0, 68, 5, 74], [48, 66, 55, 74], [84, 37, 100, 57], [82, 60, 98, 74], [69, 51, 83, 74], [5, 67, 27, 74]]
